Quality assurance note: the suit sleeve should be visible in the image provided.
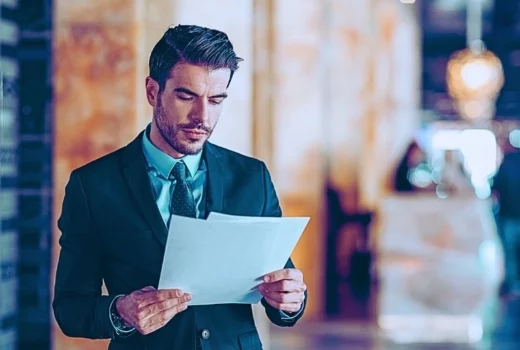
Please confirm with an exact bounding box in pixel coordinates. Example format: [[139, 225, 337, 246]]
[[53, 171, 118, 339], [259, 162, 307, 327]]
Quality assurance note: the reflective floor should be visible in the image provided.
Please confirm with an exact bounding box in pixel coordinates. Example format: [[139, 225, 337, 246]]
[[271, 297, 520, 350]]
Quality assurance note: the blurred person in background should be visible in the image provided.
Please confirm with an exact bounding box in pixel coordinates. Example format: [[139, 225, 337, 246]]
[[393, 140, 429, 192], [492, 144, 520, 297], [52, 24, 307, 350]]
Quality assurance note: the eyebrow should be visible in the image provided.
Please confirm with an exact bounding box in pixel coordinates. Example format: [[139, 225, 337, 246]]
[[174, 87, 228, 99]]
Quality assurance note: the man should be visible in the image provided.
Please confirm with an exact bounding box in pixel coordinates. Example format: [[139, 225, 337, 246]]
[[492, 145, 520, 297], [53, 24, 307, 350]]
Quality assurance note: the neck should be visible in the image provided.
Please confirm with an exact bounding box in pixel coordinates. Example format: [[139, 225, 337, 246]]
[[149, 123, 185, 159]]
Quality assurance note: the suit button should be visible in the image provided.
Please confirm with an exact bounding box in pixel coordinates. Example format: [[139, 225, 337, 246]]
[[201, 329, 210, 340]]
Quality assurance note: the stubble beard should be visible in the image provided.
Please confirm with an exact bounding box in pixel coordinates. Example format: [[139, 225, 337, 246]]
[[154, 99, 212, 156]]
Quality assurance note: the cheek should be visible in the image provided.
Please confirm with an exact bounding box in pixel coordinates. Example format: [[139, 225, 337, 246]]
[[164, 100, 190, 120], [208, 107, 223, 126]]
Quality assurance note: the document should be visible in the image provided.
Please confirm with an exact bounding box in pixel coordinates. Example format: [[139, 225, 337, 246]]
[[158, 213, 309, 305]]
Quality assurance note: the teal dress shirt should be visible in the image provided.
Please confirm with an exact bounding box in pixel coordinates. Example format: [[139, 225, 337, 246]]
[[142, 127, 206, 224]]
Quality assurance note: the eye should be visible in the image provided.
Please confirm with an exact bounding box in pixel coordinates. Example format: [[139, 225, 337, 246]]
[[209, 99, 223, 106], [177, 94, 193, 101]]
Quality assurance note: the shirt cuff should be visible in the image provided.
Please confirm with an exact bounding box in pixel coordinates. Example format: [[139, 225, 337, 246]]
[[109, 294, 136, 336], [279, 300, 305, 321]]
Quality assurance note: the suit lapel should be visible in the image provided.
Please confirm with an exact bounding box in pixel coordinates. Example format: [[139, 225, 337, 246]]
[[203, 142, 224, 217], [121, 132, 168, 247], [120, 137, 225, 245]]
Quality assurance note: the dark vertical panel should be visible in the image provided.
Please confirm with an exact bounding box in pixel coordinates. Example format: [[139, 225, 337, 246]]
[[16, 0, 53, 349]]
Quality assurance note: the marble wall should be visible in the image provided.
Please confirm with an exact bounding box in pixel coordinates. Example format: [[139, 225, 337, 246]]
[[52, 0, 420, 349]]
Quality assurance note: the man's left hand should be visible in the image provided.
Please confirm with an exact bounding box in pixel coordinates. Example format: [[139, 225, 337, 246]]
[[259, 268, 306, 313]]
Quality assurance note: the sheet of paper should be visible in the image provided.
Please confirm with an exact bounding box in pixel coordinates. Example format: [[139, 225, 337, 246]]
[[207, 212, 310, 269], [158, 213, 309, 305]]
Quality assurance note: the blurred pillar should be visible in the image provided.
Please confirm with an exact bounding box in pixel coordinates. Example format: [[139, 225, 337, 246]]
[[320, 0, 420, 313], [356, 0, 420, 210], [266, 0, 328, 319], [53, 0, 144, 349], [326, 0, 420, 211], [0, 2, 19, 350]]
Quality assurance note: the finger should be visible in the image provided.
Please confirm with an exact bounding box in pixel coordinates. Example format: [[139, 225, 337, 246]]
[[137, 301, 189, 331], [136, 289, 185, 308], [279, 303, 303, 314], [259, 288, 304, 304], [263, 269, 303, 283], [139, 318, 170, 335], [140, 293, 192, 320], [139, 286, 156, 292], [152, 289, 186, 302], [261, 280, 306, 293], [263, 297, 302, 314]]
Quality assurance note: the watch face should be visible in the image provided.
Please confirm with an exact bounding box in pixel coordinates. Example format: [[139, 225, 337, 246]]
[[111, 311, 133, 332], [111, 309, 124, 327]]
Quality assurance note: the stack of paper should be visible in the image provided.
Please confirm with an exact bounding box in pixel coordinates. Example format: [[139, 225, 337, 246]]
[[158, 212, 309, 305]]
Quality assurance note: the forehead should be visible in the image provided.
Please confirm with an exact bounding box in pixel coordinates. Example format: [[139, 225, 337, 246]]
[[166, 63, 230, 92]]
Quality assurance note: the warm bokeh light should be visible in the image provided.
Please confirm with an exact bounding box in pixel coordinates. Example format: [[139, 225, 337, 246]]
[[446, 48, 504, 120]]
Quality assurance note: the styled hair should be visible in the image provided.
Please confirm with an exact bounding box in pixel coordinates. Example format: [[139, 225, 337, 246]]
[[149, 24, 243, 90]]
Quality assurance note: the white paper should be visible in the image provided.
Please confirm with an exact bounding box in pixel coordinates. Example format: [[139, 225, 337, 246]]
[[158, 213, 309, 305]]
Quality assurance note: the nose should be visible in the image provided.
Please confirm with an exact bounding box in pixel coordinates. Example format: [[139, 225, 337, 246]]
[[190, 99, 209, 124]]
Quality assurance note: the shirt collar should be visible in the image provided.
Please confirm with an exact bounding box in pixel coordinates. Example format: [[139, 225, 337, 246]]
[[141, 124, 202, 179]]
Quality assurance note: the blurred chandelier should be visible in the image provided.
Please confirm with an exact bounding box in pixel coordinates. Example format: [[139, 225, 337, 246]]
[[446, 0, 504, 121]]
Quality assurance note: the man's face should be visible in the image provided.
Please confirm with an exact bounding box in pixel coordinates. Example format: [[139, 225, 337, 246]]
[[146, 62, 230, 156]]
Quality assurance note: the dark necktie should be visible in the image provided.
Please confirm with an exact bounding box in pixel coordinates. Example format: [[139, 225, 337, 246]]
[[170, 161, 197, 218]]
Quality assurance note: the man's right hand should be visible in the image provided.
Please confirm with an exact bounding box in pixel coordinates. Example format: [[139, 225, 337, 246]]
[[116, 286, 191, 335]]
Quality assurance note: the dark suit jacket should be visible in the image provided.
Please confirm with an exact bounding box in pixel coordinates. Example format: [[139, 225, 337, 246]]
[[53, 132, 306, 350]]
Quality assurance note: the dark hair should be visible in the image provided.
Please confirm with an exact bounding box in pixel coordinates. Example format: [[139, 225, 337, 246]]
[[149, 24, 243, 90]]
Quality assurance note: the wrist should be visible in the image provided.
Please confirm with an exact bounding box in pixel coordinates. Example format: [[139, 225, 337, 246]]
[[110, 295, 135, 335], [115, 296, 130, 326]]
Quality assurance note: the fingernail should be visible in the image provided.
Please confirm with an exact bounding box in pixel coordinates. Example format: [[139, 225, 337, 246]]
[[185, 294, 192, 301], [264, 276, 270, 282], [181, 303, 188, 310]]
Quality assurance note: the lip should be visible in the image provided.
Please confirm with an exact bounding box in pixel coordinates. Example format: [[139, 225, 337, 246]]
[[182, 129, 207, 138]]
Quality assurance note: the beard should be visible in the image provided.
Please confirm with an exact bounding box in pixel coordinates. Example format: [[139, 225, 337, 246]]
[[153, 97, 214, 156]]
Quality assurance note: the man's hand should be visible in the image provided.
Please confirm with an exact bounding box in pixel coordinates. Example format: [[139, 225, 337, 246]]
[[116, 286, 191, 335], [259, 269, 306, 313]]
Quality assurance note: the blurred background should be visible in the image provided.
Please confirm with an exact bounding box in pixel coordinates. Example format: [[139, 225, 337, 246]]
[[1, 0, 520, 349]]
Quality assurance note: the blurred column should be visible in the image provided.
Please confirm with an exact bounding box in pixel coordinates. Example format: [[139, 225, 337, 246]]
[[356, 0, 420, 210], [0, 2, 19, 350], [53, 0, 144, 349], [326, 0, 420, 210], [266, 0, 327, 318]]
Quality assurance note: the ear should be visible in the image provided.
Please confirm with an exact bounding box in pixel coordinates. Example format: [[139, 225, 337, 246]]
[[145, 76, 160, 107]]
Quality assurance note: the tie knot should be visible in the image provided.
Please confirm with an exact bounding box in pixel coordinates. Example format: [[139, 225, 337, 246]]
[[171, 161, 188, 182]]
